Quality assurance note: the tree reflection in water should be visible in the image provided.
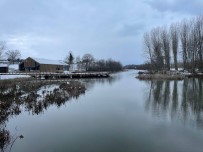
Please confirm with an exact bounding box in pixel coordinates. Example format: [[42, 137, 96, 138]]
[[0, 79, 86, 152], [145, 79, 203, 129]]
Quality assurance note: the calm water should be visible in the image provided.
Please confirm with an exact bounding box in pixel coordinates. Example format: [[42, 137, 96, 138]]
[[3, 70, 203, 152]]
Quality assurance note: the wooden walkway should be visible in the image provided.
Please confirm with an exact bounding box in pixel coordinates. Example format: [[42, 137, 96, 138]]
[[0, 72, 110, 79]]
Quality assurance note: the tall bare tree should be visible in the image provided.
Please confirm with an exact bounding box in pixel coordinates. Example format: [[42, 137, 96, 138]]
[[151, 27, 164, 71], [143, 14, 203, 73], [188, 20, 199, 73], [195, 15, 203, 71], [6, 50, 21, 64], [144, 32, 153, 70], [76, 56, 82, 72], [161, 27, 171, 70], [0, 41, 6, 60], [180, 19, 190, 70], [170, 23, 179, 70]]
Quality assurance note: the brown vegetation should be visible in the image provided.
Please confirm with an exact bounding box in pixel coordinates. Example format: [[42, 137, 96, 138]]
[[0, 79, 86, 151]]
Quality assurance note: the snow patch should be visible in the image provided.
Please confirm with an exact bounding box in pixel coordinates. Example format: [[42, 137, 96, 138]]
[[0, 75, 30, 80]]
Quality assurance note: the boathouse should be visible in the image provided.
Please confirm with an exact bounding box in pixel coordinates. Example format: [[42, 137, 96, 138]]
[[19, 57, 68, 72], [0, 64, 8, 73]]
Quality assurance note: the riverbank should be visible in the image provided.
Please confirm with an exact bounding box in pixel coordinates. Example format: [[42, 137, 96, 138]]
[[136, 70, 196, 80], [136, 73, 185, 80]]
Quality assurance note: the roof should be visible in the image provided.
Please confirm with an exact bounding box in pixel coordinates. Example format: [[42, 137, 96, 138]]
[[31, 57, 67, 66], [0, 64, 8, 67]]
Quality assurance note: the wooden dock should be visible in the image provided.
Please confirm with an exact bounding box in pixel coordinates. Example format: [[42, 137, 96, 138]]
[[0, 72, 110, 79]]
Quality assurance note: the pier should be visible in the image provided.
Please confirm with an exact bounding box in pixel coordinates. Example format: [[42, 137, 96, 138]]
[[0, 72, 110, 79]]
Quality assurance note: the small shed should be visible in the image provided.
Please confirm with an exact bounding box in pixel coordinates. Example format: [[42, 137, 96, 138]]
[[0, 64, 9, 73], [19, 57, 68, 72]]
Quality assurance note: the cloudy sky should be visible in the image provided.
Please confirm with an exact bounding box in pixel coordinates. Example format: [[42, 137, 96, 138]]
[[0, 0, 202, 65]]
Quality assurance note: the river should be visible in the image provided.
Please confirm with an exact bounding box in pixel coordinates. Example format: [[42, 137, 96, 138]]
[[2, 70, 203, 152]]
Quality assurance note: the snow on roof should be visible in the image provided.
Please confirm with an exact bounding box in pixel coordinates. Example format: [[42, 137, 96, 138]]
[[0, 64, 8, 67], [32, 57, 67, 66]]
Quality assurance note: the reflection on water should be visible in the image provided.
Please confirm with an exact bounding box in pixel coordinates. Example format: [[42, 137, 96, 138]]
[[0, 75, 118, 152], [3, 71, 203, 152], [0, 79, 86, 152], [81, 73, 121, 90], [145, 79, 203, 129]]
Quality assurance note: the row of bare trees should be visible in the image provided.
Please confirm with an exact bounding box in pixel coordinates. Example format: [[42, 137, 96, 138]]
[[0, 41, 21, 64], [144, 15, 203, 73]]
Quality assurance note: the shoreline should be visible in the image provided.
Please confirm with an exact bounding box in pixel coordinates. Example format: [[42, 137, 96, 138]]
[[136, 71, 203, 80], [136, 74, 185, 80]]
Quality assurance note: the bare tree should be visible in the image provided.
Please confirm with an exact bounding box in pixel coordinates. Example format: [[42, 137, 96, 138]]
[[0, 41, 6, 60], [161, 27, 171, 70], [188, 19, 199, 73], [75, 56, 82, 72], [6, 50, 21, 64], [151, 27, 164, 71], [143, 14, 203, 73], [82, 53, 94, 71], [195, 15, 203, 71], [144, 32, 153, 70], [180, 19, 190, 70], [170, 23, 179, 70]]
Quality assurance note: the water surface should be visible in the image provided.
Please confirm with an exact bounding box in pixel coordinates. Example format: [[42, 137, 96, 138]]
[[2, 71, 203, 152]]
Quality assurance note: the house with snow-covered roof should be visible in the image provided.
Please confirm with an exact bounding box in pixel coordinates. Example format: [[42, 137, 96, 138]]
[[19, 57, 68, 72]]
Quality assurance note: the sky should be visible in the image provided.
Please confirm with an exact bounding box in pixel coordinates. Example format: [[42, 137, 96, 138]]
[[0, 0, 203, 65]]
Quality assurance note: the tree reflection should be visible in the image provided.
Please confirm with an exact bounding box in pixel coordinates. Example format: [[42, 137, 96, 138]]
[[145, 79, 203, 129], [0, 79, 86, 152], [81, 75, 119, 90]]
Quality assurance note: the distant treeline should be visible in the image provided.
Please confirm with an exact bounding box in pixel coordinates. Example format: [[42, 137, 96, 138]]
[[123, 64, 136, 69], [123, 64, 155, 70], [144, 14, 203, 73], [65, 52, 122, 72], [88, 59, 123, 72]]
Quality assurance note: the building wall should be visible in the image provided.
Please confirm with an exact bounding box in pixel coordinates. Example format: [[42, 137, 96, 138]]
[[19, 57, 66, 72], [40, 64, 64, 72], [23, 57, 36, 67], [19, 57, 39, 71], [0, 67, 8, 73]]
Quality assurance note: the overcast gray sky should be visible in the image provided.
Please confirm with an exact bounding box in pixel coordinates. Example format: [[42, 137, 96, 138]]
[[0, 0, 202, 65]]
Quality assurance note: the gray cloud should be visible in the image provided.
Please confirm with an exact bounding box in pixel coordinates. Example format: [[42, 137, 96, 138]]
[[145, 0, 203, 15], [0, 0, 201, 64], [115, 23, 146, 37]]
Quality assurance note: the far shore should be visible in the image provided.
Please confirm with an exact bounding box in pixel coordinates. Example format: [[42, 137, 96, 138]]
[[136, 73, 185, 80], [136, 70, 203, 80]]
